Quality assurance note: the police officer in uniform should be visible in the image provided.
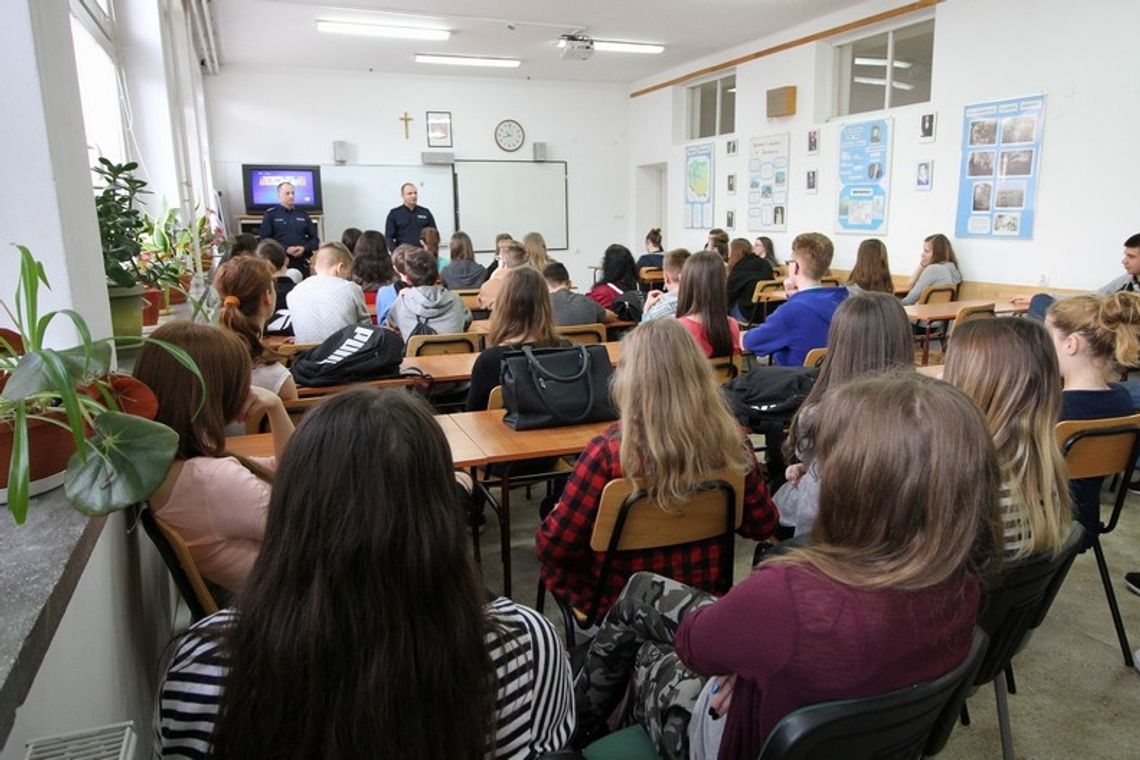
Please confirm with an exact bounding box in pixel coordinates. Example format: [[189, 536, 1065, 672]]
[[259, 182, 319, 277], [384, 183, 437, 248]]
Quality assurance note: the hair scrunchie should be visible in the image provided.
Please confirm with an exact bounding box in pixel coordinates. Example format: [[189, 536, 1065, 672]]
[[222, 295, 241, 307]]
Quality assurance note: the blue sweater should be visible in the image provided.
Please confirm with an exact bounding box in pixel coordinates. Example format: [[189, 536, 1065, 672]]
[[742, 286, 848, 366]]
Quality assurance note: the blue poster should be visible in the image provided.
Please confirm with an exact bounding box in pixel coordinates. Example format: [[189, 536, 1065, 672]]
[[955, 95, 1045, 239], [836, 118, 891, 234], [684, 143, 715, 229]]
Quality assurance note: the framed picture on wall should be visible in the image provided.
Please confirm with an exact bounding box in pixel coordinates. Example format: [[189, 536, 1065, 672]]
[[426, 111, 453, 148], [920, 112, 936, 142], [806, 169, 817, 194], [916, 160, 933, 190], [727, 173, 737, 195], [807, 129, 819, 155], [726, 209, 736, 229], [726, 139, 739, 156]]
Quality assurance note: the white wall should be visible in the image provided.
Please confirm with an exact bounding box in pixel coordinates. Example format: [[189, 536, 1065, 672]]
[[206, 67, 631, 288], [628, 0, 1140, 290]]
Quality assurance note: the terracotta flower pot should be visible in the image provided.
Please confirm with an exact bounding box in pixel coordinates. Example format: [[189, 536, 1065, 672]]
[[0, 415, 77, 505], [168, 273, 191, 305], [141, 287, 163, 326]]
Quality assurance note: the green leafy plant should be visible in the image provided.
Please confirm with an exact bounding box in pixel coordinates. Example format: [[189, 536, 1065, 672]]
[[94, 158, 150, 288], [0, 244, 204, 524], [139, 205, 192, 290]]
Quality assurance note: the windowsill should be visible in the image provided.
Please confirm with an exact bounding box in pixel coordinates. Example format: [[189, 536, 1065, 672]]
[[0, 489, 106, 746]]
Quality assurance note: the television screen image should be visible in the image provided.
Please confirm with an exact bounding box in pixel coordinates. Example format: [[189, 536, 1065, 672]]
[[242, 164, 323, 213]]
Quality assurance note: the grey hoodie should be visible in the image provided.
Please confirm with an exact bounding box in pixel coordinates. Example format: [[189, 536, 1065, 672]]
[[386, 285, 472, 342], [900, 261, 962, 305]]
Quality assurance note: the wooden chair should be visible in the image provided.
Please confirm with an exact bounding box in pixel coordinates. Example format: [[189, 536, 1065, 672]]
[[140, 507, 219, 622], [820, 276, 841, 287], [275, 342, 320, 367], [541, 469, 745, 648], [405, 332, 480, 357], [486, 384, 504, 411], [557, 323, 607, 346], [803, 347, 827, 368], [925, 302, 997, 364], [245, 395, 332, 434], [452, 289, 481, 310], [914, 284, 960, 365], [709, 355, 742, 385], [1056, 413, 1140, 666], [637, 266, 664, 293], [749, 279, 786, 326]]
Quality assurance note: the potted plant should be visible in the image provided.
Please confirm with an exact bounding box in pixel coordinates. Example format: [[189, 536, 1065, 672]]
[[139, 205, 193, 322], [0, 245, 202, 524], [94, 158, 150, 337]]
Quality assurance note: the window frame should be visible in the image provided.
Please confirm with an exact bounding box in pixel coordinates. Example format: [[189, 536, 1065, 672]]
[[832, 13, 934, 118], [686, 72, 736, 140]]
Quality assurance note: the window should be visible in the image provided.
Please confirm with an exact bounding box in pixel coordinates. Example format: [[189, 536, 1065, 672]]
[[687, 74, 736, 139], [70, 13, 125, 169], [835, 19, 933, 116]]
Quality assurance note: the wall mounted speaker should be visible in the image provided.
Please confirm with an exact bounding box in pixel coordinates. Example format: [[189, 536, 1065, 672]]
[[766, 86, 797, 118], [332, 140, 348, 164], [533, 141, 548, 161], [421, 151, 455, 165]]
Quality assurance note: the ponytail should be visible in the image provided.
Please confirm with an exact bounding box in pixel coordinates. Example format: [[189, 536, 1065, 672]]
[[214, 257, 280, 367], [1100, 292, 1140, 368]]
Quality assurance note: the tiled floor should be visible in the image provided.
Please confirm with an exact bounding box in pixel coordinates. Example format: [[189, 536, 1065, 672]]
[[476, 481, 1140, 759]]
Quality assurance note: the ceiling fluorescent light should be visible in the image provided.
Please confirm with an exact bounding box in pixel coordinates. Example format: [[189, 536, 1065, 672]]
[[853, 76, 914, 91], [557, 38, 663, 54], [853, 56, 913, 69], [415, 54, 520, 68], [317, 20, 450, 41]]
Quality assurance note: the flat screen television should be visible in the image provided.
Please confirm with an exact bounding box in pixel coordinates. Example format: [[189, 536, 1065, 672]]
[[242, 164, 323, 214]]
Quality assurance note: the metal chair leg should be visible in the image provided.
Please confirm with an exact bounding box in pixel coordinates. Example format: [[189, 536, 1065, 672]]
[[960, 703, 970, 727], [1005, 664, 1017, 695], [1092, 538, 1135, 666], [994, 671, 1015, 760]]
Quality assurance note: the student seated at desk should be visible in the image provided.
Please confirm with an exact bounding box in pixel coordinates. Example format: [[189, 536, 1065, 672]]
[[676, 251, 740, 358], [441, 230, 488, 289], [134, 322, 294, 594], [899, 233, 962, 306], [1046, 293, 1140, 545], [286, 242, 369, 344], [944, 318, 1071, 559], [775, 293, 914, 537], [155, 389, 574, 759], [572, 375, 1000, 760], [642, 248, 691, 322], [350, 230, 399, 325], [468, 267, 566, 411], [524, 231, 553, 272], [256, 240, 298, 336], [536, 318, 778, 620], [635, 227, 665, 270], [386, 247, 472, 342], [214, 256, 298, 404], [588, 244, 638, 309], [846, 238, 895, 295], [544, 262, 617, 327], [725, 237, 774, 322], [477, 239, 528, 310], [741, 232, 848, 366]]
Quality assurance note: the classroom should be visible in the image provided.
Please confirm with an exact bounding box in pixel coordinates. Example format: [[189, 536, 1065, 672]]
[[3, 0, 1139, 757]]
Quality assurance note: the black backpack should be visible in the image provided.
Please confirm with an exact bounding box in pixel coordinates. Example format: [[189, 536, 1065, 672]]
[[290, 324, 404, 387], [610, 290, 645, 322], [722, 365, 819, 428]]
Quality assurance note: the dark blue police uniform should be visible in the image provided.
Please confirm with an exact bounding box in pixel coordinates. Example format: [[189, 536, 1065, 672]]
[[259, 205, 319, 276], [385, 204, 437, 248]]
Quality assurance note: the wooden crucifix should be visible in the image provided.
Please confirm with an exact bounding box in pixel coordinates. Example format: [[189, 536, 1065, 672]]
[[399, 111, 414, 139]]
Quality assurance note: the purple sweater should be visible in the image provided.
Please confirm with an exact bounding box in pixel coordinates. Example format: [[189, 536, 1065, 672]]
[[674, 562, 978, 760]]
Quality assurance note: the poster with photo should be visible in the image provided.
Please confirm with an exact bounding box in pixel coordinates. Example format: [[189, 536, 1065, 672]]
[[684, 143, 715, 228], [955, 95, 1045, 239], [836, 117, 892, 234], [747, 133, 790, 232]]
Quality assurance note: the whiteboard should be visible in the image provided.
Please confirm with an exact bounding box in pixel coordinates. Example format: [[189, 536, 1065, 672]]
[[454, 161, 568, 251], [320, 164, 456, 246]]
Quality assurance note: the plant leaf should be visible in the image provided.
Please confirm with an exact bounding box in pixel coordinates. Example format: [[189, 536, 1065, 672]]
[[2, 351, 52, 398], [7, 402, 30, 524], [56, 341, 112, 380], [36, 349, 88, 455], [64, 412, 178, 516]]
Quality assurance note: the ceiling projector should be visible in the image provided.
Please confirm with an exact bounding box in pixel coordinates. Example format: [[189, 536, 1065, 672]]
[[560, 35, 594, 60]]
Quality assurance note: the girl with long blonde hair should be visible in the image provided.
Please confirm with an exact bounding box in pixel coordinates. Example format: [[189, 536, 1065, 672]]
[[944, 317, 1071, 558], [523, 231, 552, 271], [536, 318, 778, 618]]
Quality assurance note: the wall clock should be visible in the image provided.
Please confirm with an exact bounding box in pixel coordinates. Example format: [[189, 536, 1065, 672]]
[[494, 119, 525, 152]]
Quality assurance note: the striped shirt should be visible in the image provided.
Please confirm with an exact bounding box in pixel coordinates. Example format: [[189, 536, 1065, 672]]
[[154, 600, 574, 758]]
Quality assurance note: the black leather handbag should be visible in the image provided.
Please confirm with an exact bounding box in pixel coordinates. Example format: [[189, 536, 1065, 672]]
[[500, 345, 618, 430]]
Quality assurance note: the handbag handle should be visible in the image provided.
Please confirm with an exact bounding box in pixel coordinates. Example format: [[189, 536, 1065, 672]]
[[521, 345, 596, 423]]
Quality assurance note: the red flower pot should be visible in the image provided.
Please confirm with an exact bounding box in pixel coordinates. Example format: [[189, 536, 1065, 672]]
[[141, 287, 163, 326]]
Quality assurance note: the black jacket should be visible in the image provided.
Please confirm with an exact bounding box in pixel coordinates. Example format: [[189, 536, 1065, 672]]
[[726, 254, 774, 318]]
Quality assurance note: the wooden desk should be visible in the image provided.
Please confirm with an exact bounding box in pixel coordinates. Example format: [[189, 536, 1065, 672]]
[[448, 409, 611, 596], [472, 319, 635, 337], [225, 420, 488, 469], [401, 343, 621, 383], [903, 299, 1026, 322]]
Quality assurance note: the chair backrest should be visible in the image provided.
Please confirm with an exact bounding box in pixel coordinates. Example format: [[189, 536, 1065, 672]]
[[918, 284, 957, 305], [405, 332, 480, 357], [140, 507, 219, 622], [638, 267, 665, 286], [246, 395, 331, 433], [709, 355, 741, 385], [557, 323, 607, 345], [452, 289, 481, 310], [487, 384, 504, 410], [751, 279, 785, 303], [803, 348, 827, 368], [1056, 414, 1140, 534], [949, 302, 995, 335], [583, 470, 744, 623], [971, 524, 1084, 691], [819, 277, 841, 287], [759, 628, 989, 760]]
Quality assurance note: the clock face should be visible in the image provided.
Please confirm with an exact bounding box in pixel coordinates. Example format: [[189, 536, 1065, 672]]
[[494, 119, 525, 152]]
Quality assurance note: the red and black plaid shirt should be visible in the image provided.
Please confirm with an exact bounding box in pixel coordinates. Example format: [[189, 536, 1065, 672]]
[[535, 424, 778, 617]]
